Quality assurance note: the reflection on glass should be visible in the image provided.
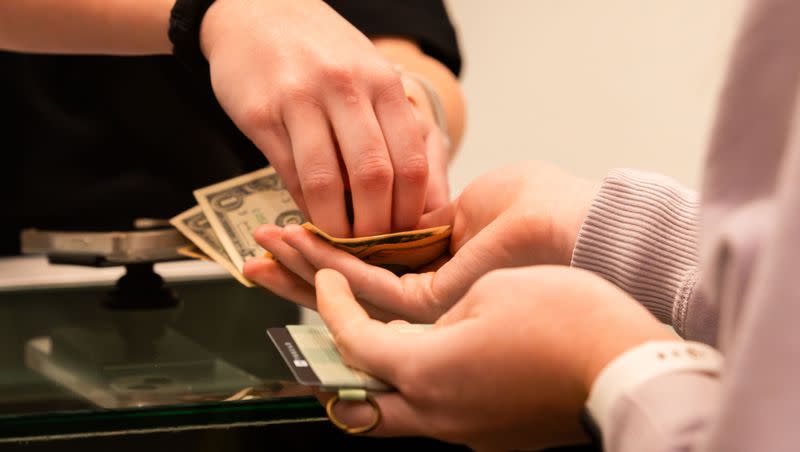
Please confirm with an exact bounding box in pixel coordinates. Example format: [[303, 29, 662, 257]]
[[0, 268, 315, 437]]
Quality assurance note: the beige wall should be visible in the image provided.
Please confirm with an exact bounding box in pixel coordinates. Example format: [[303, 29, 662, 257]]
[[444, 0, 747, 194]]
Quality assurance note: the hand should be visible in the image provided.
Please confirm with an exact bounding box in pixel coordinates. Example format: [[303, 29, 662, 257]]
[[313, 267, 675, 451], [244, 161, 598, 321], [200, 0, 430, 237]]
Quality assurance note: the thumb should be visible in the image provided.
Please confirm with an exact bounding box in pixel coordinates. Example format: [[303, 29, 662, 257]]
[[428, 215, 523, 308], [315, 269, 413, 383]]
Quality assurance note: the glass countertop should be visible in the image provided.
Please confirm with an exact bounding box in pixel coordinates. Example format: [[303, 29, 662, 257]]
[[0, 257, 324, 442]]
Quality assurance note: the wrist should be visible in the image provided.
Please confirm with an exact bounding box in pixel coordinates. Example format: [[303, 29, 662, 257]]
[[582, 329, 678, 396], [197, 0, 226, 60], [555, 178, 600, 265], [574, 286, 679, 397]]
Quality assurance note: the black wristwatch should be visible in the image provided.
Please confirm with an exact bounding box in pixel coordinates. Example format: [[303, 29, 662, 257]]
[[168, 0, 216, 75]]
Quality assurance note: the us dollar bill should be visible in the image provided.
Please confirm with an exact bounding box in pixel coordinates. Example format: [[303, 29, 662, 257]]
[[170, 205, 254, 287], [175, 166, 452, 287], [194, 167, 305, 273], [300, 223, 451, 275]]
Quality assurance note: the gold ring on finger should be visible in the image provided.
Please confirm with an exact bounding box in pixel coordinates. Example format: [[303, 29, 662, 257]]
[[325, 393, 382, 435]]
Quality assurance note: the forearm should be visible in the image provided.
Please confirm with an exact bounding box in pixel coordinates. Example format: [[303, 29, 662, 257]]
[[0, 0, 174, 55], [0, 2, 468, 155], [373, 37, 466, 154]]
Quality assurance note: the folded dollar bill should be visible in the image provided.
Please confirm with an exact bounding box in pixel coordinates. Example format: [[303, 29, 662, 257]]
[[298, 223, 451, 275]]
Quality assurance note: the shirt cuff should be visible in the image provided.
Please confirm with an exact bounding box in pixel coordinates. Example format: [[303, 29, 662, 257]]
[[586, 340, 723, 441], [571, 169, 700, 324]]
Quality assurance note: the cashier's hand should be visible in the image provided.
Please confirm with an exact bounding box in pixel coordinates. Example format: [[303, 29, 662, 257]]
[[200, 0, 435, 238], [313, 268, 674, 451], [244, 161, 597, 322]]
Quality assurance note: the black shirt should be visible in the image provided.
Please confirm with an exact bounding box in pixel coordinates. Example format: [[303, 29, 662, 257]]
[[0, 0, 460, 255]]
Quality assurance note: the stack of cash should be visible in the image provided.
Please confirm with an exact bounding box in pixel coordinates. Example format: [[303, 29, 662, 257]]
[[171, 167, 451, 287]]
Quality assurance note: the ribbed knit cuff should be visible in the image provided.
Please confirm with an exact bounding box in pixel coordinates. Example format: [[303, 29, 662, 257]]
[[570, 169, 700, 324]]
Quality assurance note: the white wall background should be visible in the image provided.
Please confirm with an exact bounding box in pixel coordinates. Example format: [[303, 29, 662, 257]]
[[444, 0, 748, 194]]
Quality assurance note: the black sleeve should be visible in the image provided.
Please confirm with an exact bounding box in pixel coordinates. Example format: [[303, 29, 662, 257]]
[[324, 0, 462, 76]]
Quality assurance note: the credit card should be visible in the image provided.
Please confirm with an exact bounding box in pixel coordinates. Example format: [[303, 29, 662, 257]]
[[267, 324, 431, 391]]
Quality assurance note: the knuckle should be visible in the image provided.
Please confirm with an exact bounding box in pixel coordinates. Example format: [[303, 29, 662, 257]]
[[513, 208, 551, 243], [241, 102, 281, 132], [373, 69, 406, 104], [396, 153, 429, 186], [394, 362, 430, 399], [283, 85, 320, 108], [300, 167, 341, 195], [321, 63, 359, 97], [351, 155, 393, 192]]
